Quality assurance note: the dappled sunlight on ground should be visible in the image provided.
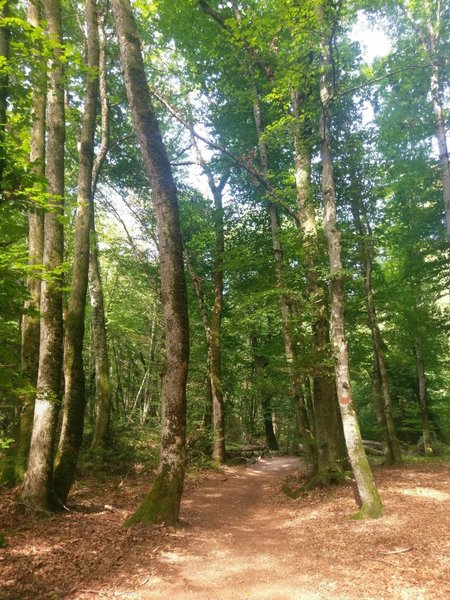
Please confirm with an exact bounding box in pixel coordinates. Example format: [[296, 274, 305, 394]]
[[1, 457, 450, 599]]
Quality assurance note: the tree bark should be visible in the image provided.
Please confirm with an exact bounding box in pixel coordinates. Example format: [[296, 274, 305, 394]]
[[292, 91, 347, 484], [90, 11, 113, 449], [0, 0, 46, 488], [251, 336, 279, 451], [0, 0, 9, 193], [414, 335, 433, 455], [347, 166, 401, 465], [251, 83, 315, 469], [52, 0, 99, 506], [318, 2, 382, 518], [110, 0, 189, 526], [21, 0, 65, 512]]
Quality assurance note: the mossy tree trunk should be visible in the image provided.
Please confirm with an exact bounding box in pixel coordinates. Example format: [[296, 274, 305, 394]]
[[111, 0, 189, 526], [52, 0, 100, 507], [317, 0, 382, 519], [21, 0, 65, 512], [292, 90, 348, 485]]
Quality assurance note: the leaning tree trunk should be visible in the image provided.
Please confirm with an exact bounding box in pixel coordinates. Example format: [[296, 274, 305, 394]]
[[318, 3, 382, 519], [90, 11, 112, 449], [292, 91, 347, 485], [52, 0, 99, 507], [0, 0, 46, 488], [110, 0, 189, 526], [21, 0, 65, 512]]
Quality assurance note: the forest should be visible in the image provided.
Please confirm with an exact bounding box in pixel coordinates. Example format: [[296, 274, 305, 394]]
[[0, 0, 450, 598]]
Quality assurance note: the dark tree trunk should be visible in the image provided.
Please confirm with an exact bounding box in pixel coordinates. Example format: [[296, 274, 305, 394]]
[[251, 336, 279, 452], [52, 0, 100, 507], [21, 0, 65, 512], [110, 0, 189, 526]]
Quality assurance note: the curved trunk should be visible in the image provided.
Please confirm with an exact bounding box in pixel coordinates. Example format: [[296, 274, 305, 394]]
[[111, 0, 189, 526], [52, 0, 100, 506], [21, 0, 65, 512]]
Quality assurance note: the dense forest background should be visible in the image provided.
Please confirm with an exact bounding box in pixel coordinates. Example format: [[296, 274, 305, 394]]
[[0, 0, 449, 523]]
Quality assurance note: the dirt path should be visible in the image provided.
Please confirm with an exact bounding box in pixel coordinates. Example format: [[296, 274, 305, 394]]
[[2, 456, 450, 599]]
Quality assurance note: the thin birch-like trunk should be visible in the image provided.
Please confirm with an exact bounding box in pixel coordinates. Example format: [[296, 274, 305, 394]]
[[52, 0, 99, 506], [111, 0, 189, 526], [415, 335, 433, 455], [21, 0, 65, 511]]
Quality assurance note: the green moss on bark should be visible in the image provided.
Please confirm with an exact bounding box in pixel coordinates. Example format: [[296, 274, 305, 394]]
[[124, 468, 184, 527]]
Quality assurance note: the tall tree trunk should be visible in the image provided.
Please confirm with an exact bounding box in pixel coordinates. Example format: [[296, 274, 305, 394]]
[[292, 91, 347, 484], [90, 11, 112, 449], [21, 0, 65, 512], [110, 0, 189, 526], [318, 3, 382, 518], [430, 61, 450, 238], [348, 174, 401, 465], [52, 0, 99, 507], [251, 84, 315, 469], [414, 335, 433, 455], [210, 183, 226, 462], [0, 0, 9, 193], [0, 0, 46, 487]]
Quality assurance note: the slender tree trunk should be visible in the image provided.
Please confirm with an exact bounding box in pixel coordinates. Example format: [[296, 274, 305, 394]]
[[414, 335, 433, 455], [430, 62, 450, 238], [251, 84, 315, 469], [348, 176, 401, 465], [0, 0, 46, 487], [251, 336, 279, 451], [0, 0, 9, 193], [110, 0, 189, 526], [90, 11, 112, 449], [292, 92, 347, 484], [318, 3, 382, 518], [21, 0, 65, 512], [52, 0, 99, 506], [210, 184, 226, 462]]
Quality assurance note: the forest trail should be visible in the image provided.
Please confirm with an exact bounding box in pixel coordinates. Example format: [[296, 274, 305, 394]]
[[2, 457, 450, 599]]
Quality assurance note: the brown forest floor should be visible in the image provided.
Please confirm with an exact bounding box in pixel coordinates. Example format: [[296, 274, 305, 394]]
[[1, 456, 450, 599]]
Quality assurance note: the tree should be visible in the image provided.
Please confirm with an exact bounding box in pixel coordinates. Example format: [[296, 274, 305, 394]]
[[317, 1, 382, 518], [110, 0, 189, 525], [52, 0, 100, 506], [21, 0, 65, 512]]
